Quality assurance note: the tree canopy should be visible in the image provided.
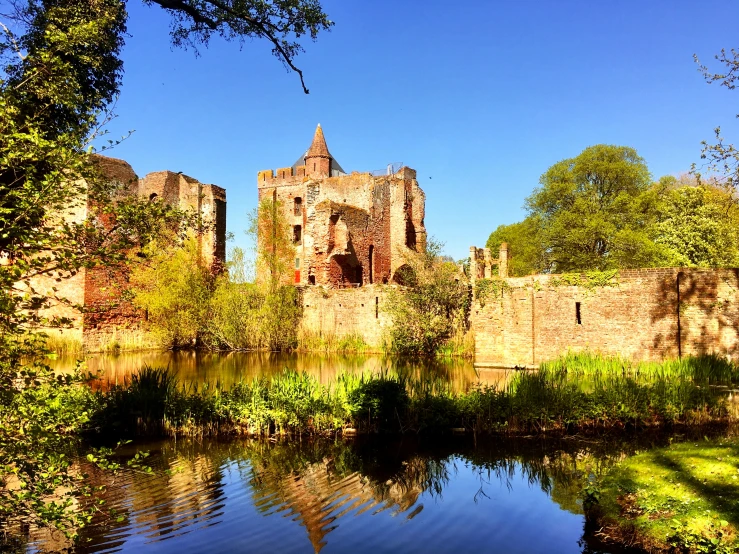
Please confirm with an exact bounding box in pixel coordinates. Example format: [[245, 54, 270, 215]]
[[486, 148, 739, 275], [524, 144, 663, 272]]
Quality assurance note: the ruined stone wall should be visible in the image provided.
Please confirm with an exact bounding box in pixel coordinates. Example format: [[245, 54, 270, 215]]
[[471, 268, 739, 367], [301, 285, 394, 347], [257, 167, 425, 287]]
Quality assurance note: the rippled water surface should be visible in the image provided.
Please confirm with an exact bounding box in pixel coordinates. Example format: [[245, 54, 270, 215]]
[[60, 437, 615, 554]]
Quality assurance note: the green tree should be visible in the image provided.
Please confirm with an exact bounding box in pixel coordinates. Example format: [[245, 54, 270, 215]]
[[387, 240, 469, 357], [485, 216, 545, 276], [694, 48, 739, 189], [526, 144, 665, 272], [248, 198, 296, 292], [129, 235, 214, 348], [653, 176, 739, 267]]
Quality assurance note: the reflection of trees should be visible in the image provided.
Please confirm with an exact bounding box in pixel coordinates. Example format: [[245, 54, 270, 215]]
[[72, 430, 733, 553]]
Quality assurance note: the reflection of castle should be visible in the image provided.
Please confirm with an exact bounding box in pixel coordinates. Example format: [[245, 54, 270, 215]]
[[257, 125, 426, 287], [248, 452, 429, 553]]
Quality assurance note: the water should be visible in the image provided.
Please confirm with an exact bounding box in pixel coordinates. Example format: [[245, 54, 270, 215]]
[[29, 353, 734, 552], [57, 435, 653, 554], [50, 351, 514, 392]]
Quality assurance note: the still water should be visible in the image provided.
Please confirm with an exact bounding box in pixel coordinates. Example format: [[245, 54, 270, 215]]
[[39, 352, 711, 553], [61, 435, 654, 554], [50, 351, 514, 392]]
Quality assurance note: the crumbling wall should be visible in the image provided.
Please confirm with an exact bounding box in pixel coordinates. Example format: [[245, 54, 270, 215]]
[[301, 285, 394, 347], [471, 268, 739, 367], [256, 167, 424, 288]]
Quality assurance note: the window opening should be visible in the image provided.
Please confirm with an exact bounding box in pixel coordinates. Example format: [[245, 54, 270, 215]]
[[575, 302, 582, 325], [293, 225, 302, 243], [294, 197, 302, 216], [368, 245, 374, 284], [309, 275, 316, 285], [375, 297, 379, 319]]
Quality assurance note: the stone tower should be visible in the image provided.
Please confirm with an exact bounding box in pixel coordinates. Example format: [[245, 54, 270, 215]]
[[257, 125, 426, 287]]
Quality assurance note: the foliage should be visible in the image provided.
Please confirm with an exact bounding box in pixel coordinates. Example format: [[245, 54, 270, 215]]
[[87, 353, 735, 439], [485, 217, 545, 276], [525, 144, 665, 272], [653, 176, 739, 267], [248, 198, 296, 293], [386, 239, 470, 357], [474, 277, 510, 307], [694, 48, 739, 192], [142, 0, 333, 93], [590, 438, 739, 553], [129, 235, 215, 348], [549, 269, 619, 291]]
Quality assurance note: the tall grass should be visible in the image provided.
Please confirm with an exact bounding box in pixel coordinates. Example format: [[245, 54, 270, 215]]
[[43, 332, 84, 356], [541, 351, 739, 384], [296, 330, 377, 354], [89, 353, 736, 439]]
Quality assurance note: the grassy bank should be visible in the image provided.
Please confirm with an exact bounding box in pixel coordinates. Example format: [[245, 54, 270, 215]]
[[87, 354, 736, 438], [586, 438, 739, 553]]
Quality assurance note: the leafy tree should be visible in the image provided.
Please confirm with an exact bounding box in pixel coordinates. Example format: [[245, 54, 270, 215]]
[[694, 48, 739, 189], [0, 0, 331, 541], [485, 217, 545, 276], [387, 240, 469, 357], [525, 144, 665, 272], [129, 235, 214, 348], [248, 198, 296, 292], [653, 175, 739, 267]]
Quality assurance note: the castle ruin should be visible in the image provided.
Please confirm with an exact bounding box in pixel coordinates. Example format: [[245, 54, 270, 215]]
[[257, 125, 426, 287]]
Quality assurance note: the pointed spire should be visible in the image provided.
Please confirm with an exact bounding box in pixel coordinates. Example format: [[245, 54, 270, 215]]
[[306, 124, 331, 159]]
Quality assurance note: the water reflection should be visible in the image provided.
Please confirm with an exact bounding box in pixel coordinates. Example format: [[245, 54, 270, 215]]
[[50, 351, 514, 392], [56, 434, 701, 554]]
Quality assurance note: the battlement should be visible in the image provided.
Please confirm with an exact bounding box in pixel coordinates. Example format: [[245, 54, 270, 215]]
[[257, 165, 418, 189]]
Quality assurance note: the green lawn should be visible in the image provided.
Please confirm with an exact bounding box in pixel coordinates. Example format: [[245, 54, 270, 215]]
[[591, 438, 739, 553]]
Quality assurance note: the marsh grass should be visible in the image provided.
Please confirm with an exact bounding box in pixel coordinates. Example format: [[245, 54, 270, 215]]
[[542, 351, 739, 384], [297, 330, 378, 354], [43, 332, 83, 356], [90, 353, 736, 439]]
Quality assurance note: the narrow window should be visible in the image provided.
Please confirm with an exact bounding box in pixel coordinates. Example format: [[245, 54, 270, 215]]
[[309, 275, 316, 285], [575, 302, 582, 325], [313, 162, 316, 171], [294, 197, 302, 216], [368, 245, 374, 284], [375, 297, 379, 319], [293, 225, 302, 243]]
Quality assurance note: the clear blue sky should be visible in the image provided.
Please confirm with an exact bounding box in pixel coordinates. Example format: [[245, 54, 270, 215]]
[[99, 0, 739, 261]]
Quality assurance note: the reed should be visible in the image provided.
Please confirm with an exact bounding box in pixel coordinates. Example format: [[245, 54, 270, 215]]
[[43, 332, 84, 356], [90, 353, 735, 439]]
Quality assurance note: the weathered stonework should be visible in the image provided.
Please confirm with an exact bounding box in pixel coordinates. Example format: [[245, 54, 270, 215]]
[[257, 125, 426, 287], [469, 265, 739, 367], [301, 285, 394, 347], [30, 155, 226, 351]]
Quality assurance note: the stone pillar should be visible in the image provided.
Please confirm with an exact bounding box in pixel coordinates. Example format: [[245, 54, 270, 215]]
[[499, 242, 509, 278], [483, 247, 492, 279], [469, 246, 478, 290]]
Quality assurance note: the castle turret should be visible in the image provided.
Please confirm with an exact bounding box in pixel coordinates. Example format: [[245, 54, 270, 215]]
[[304, 124, 332, 177]]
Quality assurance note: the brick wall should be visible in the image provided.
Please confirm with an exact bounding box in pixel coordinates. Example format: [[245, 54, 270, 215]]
[[471, 268, 739, 367], [301, 285, 394, 347]]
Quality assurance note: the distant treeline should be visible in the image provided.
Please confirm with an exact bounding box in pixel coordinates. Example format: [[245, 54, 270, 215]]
[[487, 145, 739, 276]]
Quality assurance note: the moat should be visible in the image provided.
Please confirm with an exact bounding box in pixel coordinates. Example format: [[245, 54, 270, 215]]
[[40, 431, 720, 554]]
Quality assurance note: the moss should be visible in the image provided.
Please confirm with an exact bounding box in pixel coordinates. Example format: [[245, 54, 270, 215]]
[[550, 269, 619, 291], [590, 438, 739, 553]]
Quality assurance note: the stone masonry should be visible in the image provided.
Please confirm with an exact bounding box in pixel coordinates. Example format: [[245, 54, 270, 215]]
[[29, 155, 226, 351], [469, 263, 739, 367], [257, 125, 427, 287]]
